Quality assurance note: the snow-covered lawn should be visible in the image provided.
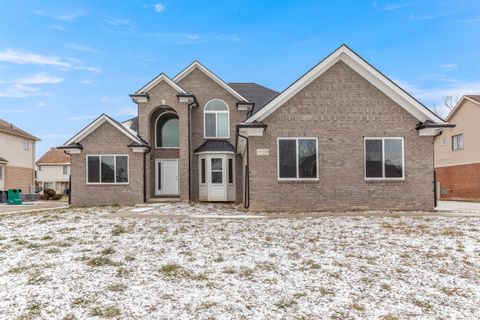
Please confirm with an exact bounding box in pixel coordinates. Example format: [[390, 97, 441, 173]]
[[0, 205, 479, 319]]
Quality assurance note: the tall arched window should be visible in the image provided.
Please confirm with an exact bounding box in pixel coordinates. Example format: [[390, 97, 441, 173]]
[[204, 99, 229, 138], [156, 112, 179, 148]]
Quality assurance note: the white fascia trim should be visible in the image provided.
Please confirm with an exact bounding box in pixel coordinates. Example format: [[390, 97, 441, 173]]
[[195, 151, 235, 155], [246, 45, 445, 124], [63, 149, 81, 154], [173, 61, 248, 102], [135, 73, 187, 94], [64, 114, 143, 146], [446, 96, 480, 121]]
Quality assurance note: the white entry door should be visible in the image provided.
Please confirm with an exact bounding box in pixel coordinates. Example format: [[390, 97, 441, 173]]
[[155, 159, 179, 196]]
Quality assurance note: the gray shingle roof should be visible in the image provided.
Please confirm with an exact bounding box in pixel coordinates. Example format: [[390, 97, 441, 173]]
[[194, 140, 234, 153], [228, 83, 278, 114]]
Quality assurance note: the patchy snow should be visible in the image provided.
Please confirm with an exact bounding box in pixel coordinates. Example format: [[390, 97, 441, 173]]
[[0, 204, 479, 319]]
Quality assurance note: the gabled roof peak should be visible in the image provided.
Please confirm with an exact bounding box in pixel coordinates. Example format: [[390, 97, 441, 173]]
[[134, 73, 187, 95]]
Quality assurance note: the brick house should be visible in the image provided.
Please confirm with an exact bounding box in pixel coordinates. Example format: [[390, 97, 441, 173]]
[[435, 95, 480, 201], [59, 45, 451, 211], [0, 118, 39, 193]]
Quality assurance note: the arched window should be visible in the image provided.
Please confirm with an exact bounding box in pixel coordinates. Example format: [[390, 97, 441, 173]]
[[204, 99, 229, 138], [156, 112, 179, 148]]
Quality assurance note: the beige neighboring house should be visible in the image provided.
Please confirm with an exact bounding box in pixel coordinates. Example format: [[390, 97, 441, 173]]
[[434, 95, 480, 200], [0, 118, 39, 193], [36, 148, 71, 194], [60, 45, 452, 211]]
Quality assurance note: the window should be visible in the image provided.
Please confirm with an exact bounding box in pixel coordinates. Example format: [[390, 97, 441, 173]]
[[440, 137, 446, 146], [38, 165, 42, 171], [452, 134, 464, 151], [211, 158, 223, 184], [0, 165, 3, 180], [44, 182, 55, 190], [201, 158, 206, 184], [23, 140, 29, 151], [278, 138, 318, 180], [365, 138, 404, 179], [87, 155, 128, 184], [204, 99, 229, 138], [228, 158, 234, 184], [63, 166, 69, 175], [156, 113, 179, 148]]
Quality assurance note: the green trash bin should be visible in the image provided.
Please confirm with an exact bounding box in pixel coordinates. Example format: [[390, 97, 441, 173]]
[[7, 189, 22, 205]]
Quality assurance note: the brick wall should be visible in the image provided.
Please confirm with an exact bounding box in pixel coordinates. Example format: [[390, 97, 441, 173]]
[[178, 68, 245, 203], [248, 61, 435, 212], [436, 163, 480, 201], [70, 121, 144, 206], [4, 165, 34, 192]]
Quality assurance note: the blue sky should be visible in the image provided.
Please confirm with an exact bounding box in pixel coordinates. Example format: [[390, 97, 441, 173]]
[[1, 0, 480, 158]]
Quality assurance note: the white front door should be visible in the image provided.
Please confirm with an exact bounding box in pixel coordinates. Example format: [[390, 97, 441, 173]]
[[155, 159, 179, 196]]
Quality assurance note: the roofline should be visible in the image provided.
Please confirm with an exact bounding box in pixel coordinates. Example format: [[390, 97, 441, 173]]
[[0, 127, 40, 141], [63, 114, 144, 146], [446, 95, 480, 121], [246, 44, 445, 124], [134, 73, 187, 94], [172, 60, 249, 102]]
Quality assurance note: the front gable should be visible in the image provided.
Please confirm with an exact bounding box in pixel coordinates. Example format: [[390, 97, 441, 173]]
[[246, 45, 446, 129]]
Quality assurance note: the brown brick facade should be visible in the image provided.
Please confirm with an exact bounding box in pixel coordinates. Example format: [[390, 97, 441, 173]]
[[70, 121, 144, 206], [436, 163, 480, 201], [4, 165, 34, 192], [247, 61, 435, 212]]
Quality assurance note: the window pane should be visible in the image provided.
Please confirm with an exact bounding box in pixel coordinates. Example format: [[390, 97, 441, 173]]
[[211, 158, 222, 171], [0, 165, 3, 179], [116, 156, 128, 183], [87, 156, 100, 183], [212, 172, 222, 183], [384, 139, 403, 178], [458, 135, 464, 149], [157, 161, 162, 190], [365, 140, 383, 178], [205, 100, 228, 111], [279, 140, 297, 178], [298, 139, 317, 178], [228, 158, 233, 183], [201, 159, 206, 184], [205, 113, 216, 137], [452, 136, 458, 150], [217, 113, 229, 137], [101, 156, 115, 183], [161, 118, 179, 147]]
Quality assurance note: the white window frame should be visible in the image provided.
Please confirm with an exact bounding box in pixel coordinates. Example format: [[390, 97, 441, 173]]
[[200, 158, 206, 185], [154, 111, 180, 149], [86, 154, 129, 185], [63, 165, 69, 175], [0, 164, 3, 180], [452, 134, 464, 151], [277, 137, 319, 181], [227, 157, 235, 185], [204, 99, 230, 139], [364, 137, 405, 181], [23, 140, 30, 151], [210, 157, 223, 184]]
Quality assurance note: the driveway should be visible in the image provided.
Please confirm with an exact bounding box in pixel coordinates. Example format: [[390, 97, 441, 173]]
[[0, 201, 70, 215], [436, 200, 480, 214]]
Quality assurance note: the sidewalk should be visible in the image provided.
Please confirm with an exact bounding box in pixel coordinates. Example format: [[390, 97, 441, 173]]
[[0, 201, 70, 215]]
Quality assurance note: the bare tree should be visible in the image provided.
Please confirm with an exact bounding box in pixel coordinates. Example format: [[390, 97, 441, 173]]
[[431, 95, 461, 118]]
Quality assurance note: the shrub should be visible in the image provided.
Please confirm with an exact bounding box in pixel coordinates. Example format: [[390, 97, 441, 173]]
[[42, 188, 56, 200], [50, 194, 63, 201]]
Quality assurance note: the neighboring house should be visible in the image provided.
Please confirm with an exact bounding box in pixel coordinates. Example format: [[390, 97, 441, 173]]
[[36, 148, 71, 194], [0, 118, 39, 193], [59, 45, 451, 211], [434, 95, 480, 201]]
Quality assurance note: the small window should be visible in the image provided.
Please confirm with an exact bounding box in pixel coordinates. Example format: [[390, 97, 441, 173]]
[[365, 138, 404, 179], [201, 158, 206, 184], [452, 134, 464, 151], [440, 137, 446, 146], [228, 158, 234, 184], [204, 99, 229, 138], [63, 165, 69, 175], [211, 158, 223, 184], [278, 138, 318, 180], [87, 155, 128, 184], [38, 165, 42, 171], [23, 140, 29, 151], [0, 165, 3, 180]]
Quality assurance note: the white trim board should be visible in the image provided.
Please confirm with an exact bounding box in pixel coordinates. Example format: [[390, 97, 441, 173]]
[[173, 61, 248, 102], [64, 114, 144, 146], [246, 45, 445, 125], [135, 73, 187, 94], [446, 96, 480, 121]]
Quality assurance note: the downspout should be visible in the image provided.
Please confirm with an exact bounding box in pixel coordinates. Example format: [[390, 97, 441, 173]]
[[187, 96, 198, 202], [237, 131, 250, 209], [143, 146, 152, 204], [62, 150, 71, 205]]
